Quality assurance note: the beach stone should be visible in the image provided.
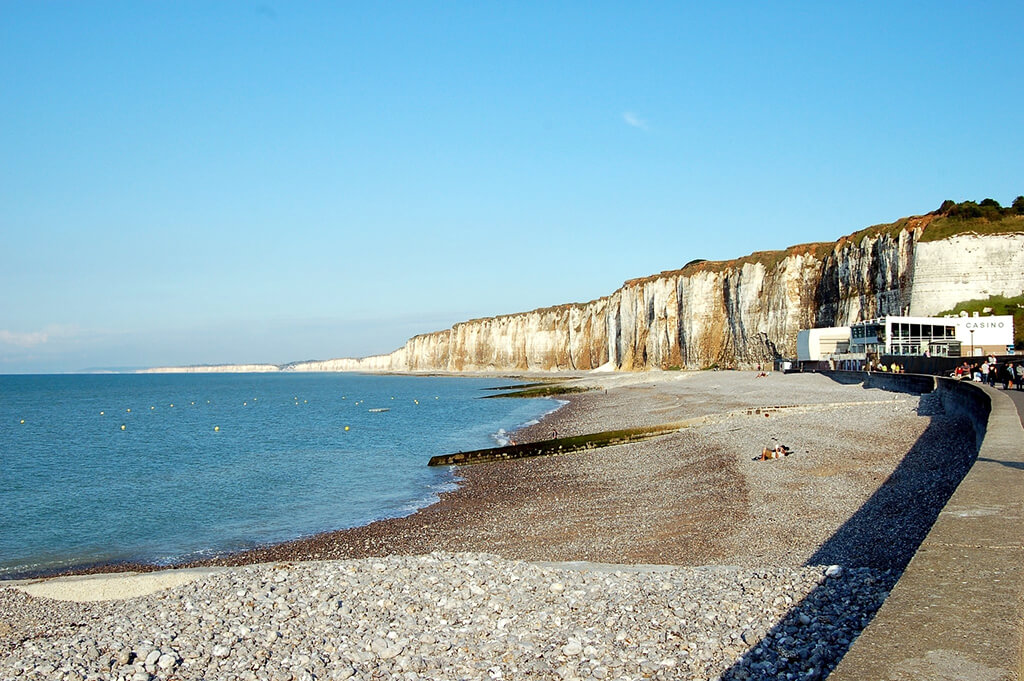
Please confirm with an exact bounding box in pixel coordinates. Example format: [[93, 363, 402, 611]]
[[562, 639, 583, 656], [371, 638, 402, 660], [0, 547, 897, 680], [332, 665, 355, 680]]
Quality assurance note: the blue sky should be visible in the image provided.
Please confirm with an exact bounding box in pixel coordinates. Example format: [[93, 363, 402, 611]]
[[2, 2, 1021, 373]]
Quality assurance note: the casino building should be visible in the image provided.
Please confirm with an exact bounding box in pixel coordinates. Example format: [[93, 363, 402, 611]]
[[797, 313, 1014, 365]]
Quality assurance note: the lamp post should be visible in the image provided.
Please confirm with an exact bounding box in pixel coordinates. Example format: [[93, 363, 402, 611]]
[[970, 329, 975, 357]]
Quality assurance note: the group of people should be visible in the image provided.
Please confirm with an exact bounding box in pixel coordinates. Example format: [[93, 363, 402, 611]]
[[867, 360, 905, 373], [952, 355, 1022, 390]]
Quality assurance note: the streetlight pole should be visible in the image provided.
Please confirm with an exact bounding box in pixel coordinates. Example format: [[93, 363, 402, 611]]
[[970, 329, 975, 358]]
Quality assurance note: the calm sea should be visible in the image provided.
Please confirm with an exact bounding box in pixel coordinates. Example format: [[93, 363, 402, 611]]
[[0, 373, 557, 578]]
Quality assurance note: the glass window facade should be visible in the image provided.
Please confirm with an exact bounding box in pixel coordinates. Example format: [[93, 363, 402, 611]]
[[849, 318, 961, 357]]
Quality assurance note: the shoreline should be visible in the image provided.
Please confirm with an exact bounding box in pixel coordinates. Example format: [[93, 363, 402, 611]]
[[0, 380, 575, 582], [2, 370, 981, 679], [3, 370, 976, 583]]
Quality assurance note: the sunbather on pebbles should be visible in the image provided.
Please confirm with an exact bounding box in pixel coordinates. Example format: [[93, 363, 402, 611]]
[[755, 444, 791, 461]]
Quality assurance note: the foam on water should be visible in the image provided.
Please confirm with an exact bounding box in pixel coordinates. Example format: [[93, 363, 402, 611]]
[[489, 398, 566, 446]]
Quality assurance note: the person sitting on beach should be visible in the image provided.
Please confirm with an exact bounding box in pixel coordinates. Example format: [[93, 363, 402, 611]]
[[755, 444, 791, 461]]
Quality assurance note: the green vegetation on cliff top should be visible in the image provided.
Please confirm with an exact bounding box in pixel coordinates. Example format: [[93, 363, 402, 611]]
[[663, 195, 1024, 281], [937, 293, 1024, 348], [843, 196, 1024, 244], [422, 196, 1023, 323]]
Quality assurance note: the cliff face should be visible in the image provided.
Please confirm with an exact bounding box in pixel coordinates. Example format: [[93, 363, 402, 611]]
[[289, 223, 1024, 374]]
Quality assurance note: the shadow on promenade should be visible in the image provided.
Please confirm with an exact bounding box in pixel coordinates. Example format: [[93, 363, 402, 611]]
[[976, 456, 1024, 471], [718, 389, 979, 680]]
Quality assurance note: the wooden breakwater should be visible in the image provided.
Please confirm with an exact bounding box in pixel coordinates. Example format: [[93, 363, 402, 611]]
[[427, 423, 689, 467], [427, 403, 856, 467]]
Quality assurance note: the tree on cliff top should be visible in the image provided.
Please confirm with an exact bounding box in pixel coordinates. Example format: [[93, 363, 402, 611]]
[[936, 196, 1022, 220]]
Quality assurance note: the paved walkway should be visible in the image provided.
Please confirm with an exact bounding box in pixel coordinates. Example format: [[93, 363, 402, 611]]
[[1003, 387, 1024, 427], [831, 376, 1024, 681]]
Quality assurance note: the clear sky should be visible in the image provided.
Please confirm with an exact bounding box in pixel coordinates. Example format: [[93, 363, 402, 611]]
[[2, 2, 1021, 373]]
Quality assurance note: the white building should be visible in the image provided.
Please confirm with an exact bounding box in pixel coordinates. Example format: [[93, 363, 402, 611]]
[[798, 313, 1014, 363], [849, 314, 1013, 358], [796, 327, 852, 362]]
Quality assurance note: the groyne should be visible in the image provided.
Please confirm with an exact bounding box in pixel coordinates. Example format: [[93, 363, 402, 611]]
[[426, 423, 687, 466], [824, 372, 1024, 680]]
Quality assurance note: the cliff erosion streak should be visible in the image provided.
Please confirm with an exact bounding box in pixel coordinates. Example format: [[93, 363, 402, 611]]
[[145, 220, 1024, 373]]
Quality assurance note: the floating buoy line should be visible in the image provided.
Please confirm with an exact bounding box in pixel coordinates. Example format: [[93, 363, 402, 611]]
[[17, 391, 444, 434]]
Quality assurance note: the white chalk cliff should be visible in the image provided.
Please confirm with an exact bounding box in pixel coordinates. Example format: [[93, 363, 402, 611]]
[[145, 213, 1024, 374], [292, 217, 1024, 372]]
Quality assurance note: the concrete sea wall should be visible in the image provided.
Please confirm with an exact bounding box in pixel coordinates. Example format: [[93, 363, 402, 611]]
[[826, 374, 1024, 680]]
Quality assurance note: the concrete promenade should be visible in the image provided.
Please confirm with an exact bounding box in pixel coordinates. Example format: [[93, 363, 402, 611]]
[[1006, 387, 1024, 429], [829, 374, 1024, 681]]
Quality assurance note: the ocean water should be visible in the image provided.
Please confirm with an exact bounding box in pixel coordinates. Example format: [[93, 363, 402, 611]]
[[0, 373, 558, 578]]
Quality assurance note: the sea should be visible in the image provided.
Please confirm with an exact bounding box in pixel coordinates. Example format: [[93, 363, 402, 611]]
[[0, 373, 559, 578]]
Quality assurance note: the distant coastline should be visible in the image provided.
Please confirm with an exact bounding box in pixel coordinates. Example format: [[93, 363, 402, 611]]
[[138, 363, 282, 374], [138, 205, 1024, 377]]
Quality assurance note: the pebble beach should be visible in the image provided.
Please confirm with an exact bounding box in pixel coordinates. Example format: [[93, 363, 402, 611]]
[[1, 371, 978, 680]]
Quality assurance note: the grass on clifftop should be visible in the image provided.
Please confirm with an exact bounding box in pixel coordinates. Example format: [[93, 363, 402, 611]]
[[672, 197, 1024, 281], [937, 294, 1024, 348], [662, 197, 1022, 281], [843, 197, 1024, 245], [919, 213, 1024, 242]]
